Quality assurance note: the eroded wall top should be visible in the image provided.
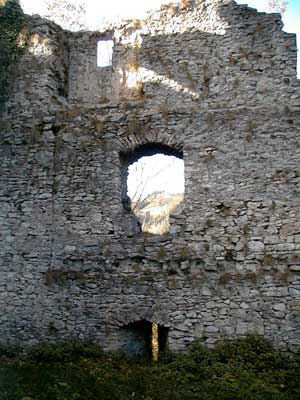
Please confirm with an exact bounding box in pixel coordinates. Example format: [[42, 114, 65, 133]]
[[1, 0, 298, 113]]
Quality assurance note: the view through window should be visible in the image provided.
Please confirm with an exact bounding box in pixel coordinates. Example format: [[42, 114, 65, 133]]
[[127, 153, 184, 234]]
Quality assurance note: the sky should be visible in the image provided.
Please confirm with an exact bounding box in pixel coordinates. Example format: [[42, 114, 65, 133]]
[[128, 155, 184, 199]]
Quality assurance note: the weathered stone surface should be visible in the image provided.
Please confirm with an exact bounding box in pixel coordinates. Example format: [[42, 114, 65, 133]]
[[0, 0, 300, 352]]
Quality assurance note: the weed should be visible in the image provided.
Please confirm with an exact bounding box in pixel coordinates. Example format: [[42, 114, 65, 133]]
[[156, 247, 166, 259], [218, 272, 232, 284], [127, 118, 140, 134], [229, 55, 238, 65]]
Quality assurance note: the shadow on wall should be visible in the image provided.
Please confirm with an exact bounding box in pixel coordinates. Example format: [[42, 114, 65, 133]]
[[113, 2, 297, 107]]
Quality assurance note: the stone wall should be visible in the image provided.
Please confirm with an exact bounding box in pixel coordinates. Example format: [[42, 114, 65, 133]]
[[0, 0, 300, 352]]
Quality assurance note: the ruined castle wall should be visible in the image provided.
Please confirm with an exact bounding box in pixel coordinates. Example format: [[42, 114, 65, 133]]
[[0, 0, 300, 352]]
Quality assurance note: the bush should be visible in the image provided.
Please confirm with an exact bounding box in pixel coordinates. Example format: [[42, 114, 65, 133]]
[[0, 336, 299, 400], [0, 345, 20, 359], [212, 335, 281, 371], [24, 340, 103, 362]]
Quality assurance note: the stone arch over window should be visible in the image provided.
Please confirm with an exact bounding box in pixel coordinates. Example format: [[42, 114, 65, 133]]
[[119, 142, 184, 234]]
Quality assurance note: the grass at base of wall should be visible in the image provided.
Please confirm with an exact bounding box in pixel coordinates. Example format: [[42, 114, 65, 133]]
[[0, 336, 300, 400]]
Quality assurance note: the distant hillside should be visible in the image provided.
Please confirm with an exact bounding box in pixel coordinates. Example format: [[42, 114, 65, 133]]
[[132, 192, 183, 234]]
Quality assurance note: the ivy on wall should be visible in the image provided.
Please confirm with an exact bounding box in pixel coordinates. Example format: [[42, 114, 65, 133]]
[[0, 0, 27, 110]]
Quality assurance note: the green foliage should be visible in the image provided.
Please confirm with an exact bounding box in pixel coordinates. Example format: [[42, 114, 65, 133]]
[[0, 336, 300, 400], [0, 367, 21, 400], [0, 0, 27, 110], [213, 335, 279, 371], [23, 340, 103, 362], [0, 344, 21, 358]]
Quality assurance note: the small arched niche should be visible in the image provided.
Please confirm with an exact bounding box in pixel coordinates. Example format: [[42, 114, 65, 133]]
[[120, 143, 184, 234], [120, 320, 169, 360]]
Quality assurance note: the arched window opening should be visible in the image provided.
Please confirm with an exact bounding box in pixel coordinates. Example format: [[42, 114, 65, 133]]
[[120, 320, 169, 360], [120, 143, 184, 235]]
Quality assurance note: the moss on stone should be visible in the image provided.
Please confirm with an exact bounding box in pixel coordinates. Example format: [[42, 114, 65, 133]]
[[0, 0, 27, 110]]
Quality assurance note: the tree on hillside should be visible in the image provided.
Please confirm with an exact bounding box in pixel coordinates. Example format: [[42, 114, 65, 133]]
[[267, 0, 287, 13], [44, 0, 87, 31], [129, 159, 176, 212]]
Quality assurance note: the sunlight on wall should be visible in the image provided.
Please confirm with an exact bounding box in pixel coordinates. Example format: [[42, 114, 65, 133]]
[[152, 323, 159, 361], [117, 65, 200, 99], [28, 33, 52, 56]]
